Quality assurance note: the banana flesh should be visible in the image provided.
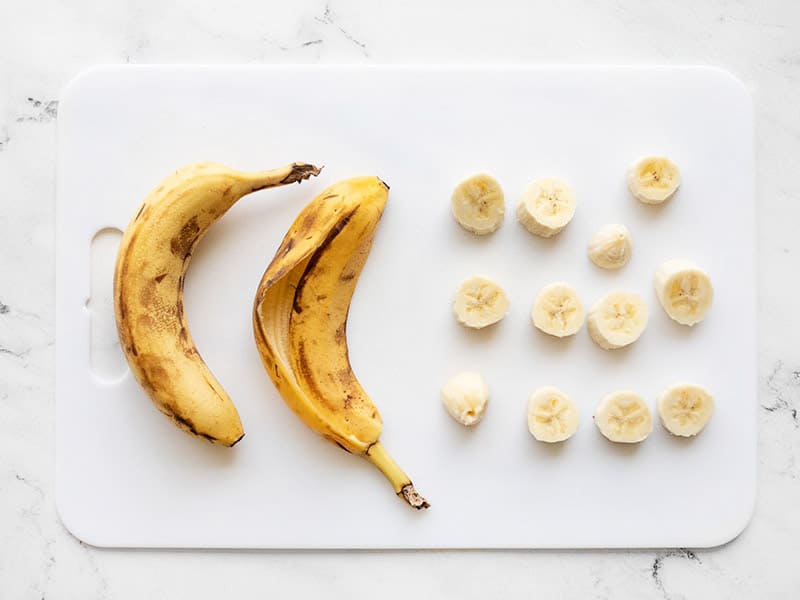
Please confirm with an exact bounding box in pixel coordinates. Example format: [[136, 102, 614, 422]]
[[114, 161, 320, 446], [531, 282, 584, 338], [594, 390, 652, 443], [451, 173, 505, 234], [588, 224, 632, 270], [453, 275, 509, 329], [527, 386, 579, 443], [517, 177, 576, 238], [587, 291, 648, 350], [658, 383, 715, 437], [441, 372, 489, 426], [627, 156, 681, 204], [253, 177, 429, 509], [654, 259, 714, 326]]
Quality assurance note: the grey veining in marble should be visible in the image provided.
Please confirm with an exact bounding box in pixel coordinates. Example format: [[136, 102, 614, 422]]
[[1, 0, 799, 598]]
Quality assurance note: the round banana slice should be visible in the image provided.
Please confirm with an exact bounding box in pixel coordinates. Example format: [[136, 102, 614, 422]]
[[516, 177, 576, 238], [453, 275, 509, 329], [627, 156, 681, 204], [441, 372, 489, 426], [587, 291, 648, 350], [657, 383, 715, 437], [527, 386, 580, 442], [451, 174, 505, 235], [654, 259, 714, 326], [588, 224, 632, 270], [531, 282, 584, 338], [594, 390, 652, 443]]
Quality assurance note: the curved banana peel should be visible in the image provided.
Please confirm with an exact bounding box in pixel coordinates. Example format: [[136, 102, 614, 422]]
[[253, 176, 429, 509], [114, 161, 321, 446]]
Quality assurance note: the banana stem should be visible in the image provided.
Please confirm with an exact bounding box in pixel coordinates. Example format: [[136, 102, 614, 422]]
[[246, 163, 322, 190], [366, 442, 430, 510]]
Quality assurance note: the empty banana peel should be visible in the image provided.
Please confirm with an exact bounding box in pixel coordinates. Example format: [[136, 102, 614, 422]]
[[252, 176, 429, 509]]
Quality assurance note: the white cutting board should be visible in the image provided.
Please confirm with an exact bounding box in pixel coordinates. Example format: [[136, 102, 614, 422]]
[[55, 65, 756, 549]]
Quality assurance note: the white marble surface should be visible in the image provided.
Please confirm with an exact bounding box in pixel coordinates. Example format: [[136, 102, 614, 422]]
[[1, 0, 798, 597]]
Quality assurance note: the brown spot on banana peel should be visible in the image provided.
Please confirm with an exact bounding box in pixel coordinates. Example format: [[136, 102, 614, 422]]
[[170, 216, 201, 258], [293, 339, 330, 409], [154, 273, 167, 283], [292, 207, 359, 304], [289, 208, 358, 314]]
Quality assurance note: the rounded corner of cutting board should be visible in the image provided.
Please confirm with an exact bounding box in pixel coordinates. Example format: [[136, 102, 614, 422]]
[[55, 489, 115, 549]]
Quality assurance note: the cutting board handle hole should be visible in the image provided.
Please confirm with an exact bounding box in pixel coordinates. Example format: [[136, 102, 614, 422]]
[[88, 227, 127, 383]]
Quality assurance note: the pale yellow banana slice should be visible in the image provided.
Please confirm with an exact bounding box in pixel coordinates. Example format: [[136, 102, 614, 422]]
[[453, 275, 509, 329], [587, 291, 648, 350], [588, 224, 632, 270], [594, 390, 652, 443], [516, 177, 576, 238], [654, 259, 714, 326], [657, 383, 715, 437], [627, 156, 681, 204], [451, 174, 505, 234], [527, 386, 579, 443], [441, 372, 489, 426], [531, 282, 584, 338]]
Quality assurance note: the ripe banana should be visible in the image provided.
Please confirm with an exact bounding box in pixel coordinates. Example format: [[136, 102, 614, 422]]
[[114, 161, 320, 446], [657, 383, 715, 437], [588, 224, 632, 270], [516, 177, 576, 238], [627, 156, 681, 204], [453, 275, 509, 329], [594, 390, 652, 443], [252, 177, 429, 509], [654, 259, 714, 326], [531, 282, 584, 337], [587, 291, 648, 350], [441, 372, 489, 426], [527, 386, 579, 443], [451, 173, 505, 234]]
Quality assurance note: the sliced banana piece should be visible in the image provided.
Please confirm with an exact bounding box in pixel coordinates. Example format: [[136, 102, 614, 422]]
[[527, 386, 580, 442], [587, 291, 648, 350], [453, 275, 509, 329], [516, 177, 576, 238], [441, 372, 489, 426], [451, 174, 505, 234], [654, 259, 714, 326], [588, 224, 632, 270], [531, 282, 584, 338], [627, 156, 681, 204], [658, 383, 715, 437], [594, 390, 652, 443]]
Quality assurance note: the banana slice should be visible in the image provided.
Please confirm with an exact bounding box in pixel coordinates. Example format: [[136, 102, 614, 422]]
[[587, 291, 648, 350], [516, 177, 576, 238], [441, 372, 489, 426], [451, 174, 505, 234], [527, 386, 580, 442], [453, 275, 509, 329], [531, 282, 584, 338], [588, 224, 632, 270], [654, 259, 714, 326], [627, 156, 681, 204], [658, 383, 715, 437], [594, 390, 652, 443]]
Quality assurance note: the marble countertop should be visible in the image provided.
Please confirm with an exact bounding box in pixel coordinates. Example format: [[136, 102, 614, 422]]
[[1, 0, 798, 597]]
